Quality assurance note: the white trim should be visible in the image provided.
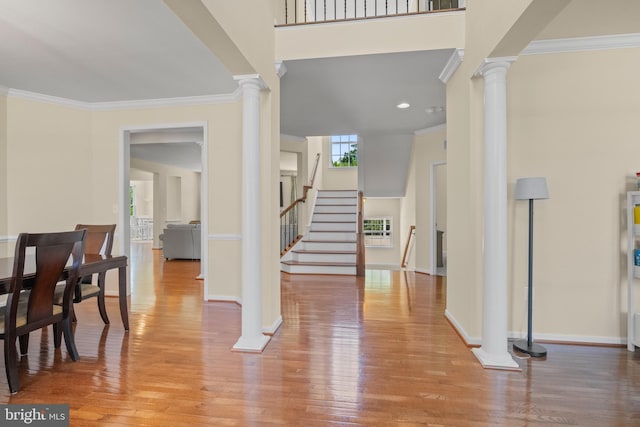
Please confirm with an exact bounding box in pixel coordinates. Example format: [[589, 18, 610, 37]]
[[430, 161, 446, 275], [438, 48, 464, 83], [474, 56, 517, 78], [5, 87, 241, 111], [208, 295, 242, 305], [414, 123, 446, 136], [209, 234, 242, 241], [445, 309, 481, 346], [522, 33, 640, 56], [233, 74, 267, 90], [280, 133, 307, 142], [91, 90, 242, 111], [120, 121, 209, 298], [8, 88, 89, 109], [365, 263, 401, 270], [275, 61, 287, 78], [263, 315, 283, 335], [415, 267, 432, 275], [509, 331, 625, 346], [0, 235, 17, 243], [447, 310, 628, 347]]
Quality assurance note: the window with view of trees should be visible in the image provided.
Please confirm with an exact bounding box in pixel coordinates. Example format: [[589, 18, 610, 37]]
[[331, 134, 358, 167], [363, 217, 392, 247]]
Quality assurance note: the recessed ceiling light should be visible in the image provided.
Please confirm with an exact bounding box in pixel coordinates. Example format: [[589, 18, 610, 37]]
[[397, 102, 410, 109]]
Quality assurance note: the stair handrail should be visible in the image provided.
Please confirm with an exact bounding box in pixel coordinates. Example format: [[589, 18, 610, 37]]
[[356, 190, 365, 276], [401, 225, 416, 268], [280, 153, 321, 256]]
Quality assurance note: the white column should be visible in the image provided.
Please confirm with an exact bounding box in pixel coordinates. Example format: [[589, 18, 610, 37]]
[[471, 58, 519, 370], [233, 75, 270, 352]]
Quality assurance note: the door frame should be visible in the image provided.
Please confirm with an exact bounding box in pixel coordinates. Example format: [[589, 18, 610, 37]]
[[119, 121, 208, 296]]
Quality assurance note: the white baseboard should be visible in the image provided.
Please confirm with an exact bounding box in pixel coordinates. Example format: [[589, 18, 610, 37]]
[[263, 315, 283, 335], [444, 309, 481, 346], [415, 267, 433, 275], [365, 263, 401, 271], [446, 309, 627, 347], [207, 295, 241, 305], [508, 331, 625, 346]]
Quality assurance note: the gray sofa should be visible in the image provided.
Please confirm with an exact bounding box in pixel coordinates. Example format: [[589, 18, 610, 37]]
[[159, 223, 201, 260]]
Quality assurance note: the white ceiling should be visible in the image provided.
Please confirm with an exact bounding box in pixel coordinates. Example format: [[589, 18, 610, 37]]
[[0, 0, 450, 175], [0, 0, 236, 101], [280, 49, 452, 137]]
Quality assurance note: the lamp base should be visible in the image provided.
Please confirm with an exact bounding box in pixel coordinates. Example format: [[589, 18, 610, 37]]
[[512, 339, 547, 357]]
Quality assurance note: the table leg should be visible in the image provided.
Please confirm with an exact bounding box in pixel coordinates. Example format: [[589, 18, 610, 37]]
[[118, 266, 129, 330]]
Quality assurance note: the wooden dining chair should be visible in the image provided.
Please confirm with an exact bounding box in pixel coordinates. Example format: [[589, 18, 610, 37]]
[[1, 229, 86, 393], [55, 224, 116, 324]]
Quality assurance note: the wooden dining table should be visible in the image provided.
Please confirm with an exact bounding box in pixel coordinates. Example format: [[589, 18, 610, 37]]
[[0, 253, 129, 330]]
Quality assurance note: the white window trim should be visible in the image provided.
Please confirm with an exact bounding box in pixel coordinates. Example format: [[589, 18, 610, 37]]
[[363, 217, 393, 248]]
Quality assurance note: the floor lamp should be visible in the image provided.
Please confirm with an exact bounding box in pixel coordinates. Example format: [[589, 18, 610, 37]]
[[513, 177, 549, 357]]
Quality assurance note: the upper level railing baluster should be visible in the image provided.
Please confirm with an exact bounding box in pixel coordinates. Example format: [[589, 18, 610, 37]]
[[279, 0, 462, 26]]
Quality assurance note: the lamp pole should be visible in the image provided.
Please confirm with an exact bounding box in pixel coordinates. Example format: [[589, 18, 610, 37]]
[[513, 191, 547, 357]]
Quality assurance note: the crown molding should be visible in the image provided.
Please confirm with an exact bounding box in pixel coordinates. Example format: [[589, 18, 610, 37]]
[[439, 48, 464, 83], [8, 88, 90, 109], [275, 61, 287, 78], [91, 89, 242, 111], [415, 123, 446, 136], [522, 33, 640, 56], [280, 133, 306, 142], [4, 87, 242, 111]]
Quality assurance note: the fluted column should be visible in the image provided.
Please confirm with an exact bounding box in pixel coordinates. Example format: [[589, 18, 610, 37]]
[[233, 75, 270, 352], [471, 58, 519, 370]]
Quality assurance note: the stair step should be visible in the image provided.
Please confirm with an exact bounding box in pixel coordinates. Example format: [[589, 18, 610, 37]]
[[282, 260, 356, 266]]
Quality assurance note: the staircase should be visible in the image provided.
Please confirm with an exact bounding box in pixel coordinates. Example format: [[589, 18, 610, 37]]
[[281, 190, 358, 275]]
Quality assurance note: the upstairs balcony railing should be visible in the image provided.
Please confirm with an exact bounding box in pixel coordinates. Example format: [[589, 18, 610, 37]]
[[277, 0, 462, 26]]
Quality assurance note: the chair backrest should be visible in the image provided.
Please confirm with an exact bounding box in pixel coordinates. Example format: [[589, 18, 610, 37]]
[[74, 224, 116, 256], [8, 230, 86, 330]]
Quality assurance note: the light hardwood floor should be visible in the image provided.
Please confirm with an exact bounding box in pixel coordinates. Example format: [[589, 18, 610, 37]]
[[1, 241, 639, 426]]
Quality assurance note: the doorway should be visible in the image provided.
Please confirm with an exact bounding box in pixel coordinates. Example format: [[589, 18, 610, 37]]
[[120, 122, 208, 297], [431, 161, 447, 276]]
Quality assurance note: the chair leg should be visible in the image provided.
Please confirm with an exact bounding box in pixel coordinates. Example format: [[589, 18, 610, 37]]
[[4, 336, 20, 393], [53, 323, 62, 348], [97, 273, 110, 324], [18, 334, 29, 355], [62, 318, 79, 361]]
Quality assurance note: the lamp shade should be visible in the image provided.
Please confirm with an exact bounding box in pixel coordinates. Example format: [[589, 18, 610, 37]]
[[514, 177, 549, 200]]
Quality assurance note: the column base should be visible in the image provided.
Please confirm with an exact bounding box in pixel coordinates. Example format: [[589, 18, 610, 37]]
[[471, 347, 521, 371], [232, 334, 271, 353]]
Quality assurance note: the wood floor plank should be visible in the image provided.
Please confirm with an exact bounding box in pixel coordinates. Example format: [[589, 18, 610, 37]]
[[0, 242, 638, 426]]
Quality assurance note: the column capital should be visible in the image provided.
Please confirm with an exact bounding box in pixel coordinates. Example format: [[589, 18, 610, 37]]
[[474, 56, 518, 78], [233, 74, 267, 90]]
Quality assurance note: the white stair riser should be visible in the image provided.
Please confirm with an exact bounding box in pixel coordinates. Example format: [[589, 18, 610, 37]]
[[282, 264, 356, 275], [292, 252, 356, 263], [301, 241, 356, 251], [311, 222, 356, 232], [316, 198, 357, 206], [307, 231, 356, 241], [317, 191, 358, 198], [314, 205, 357, 214], [312, 213, 357, 222]]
